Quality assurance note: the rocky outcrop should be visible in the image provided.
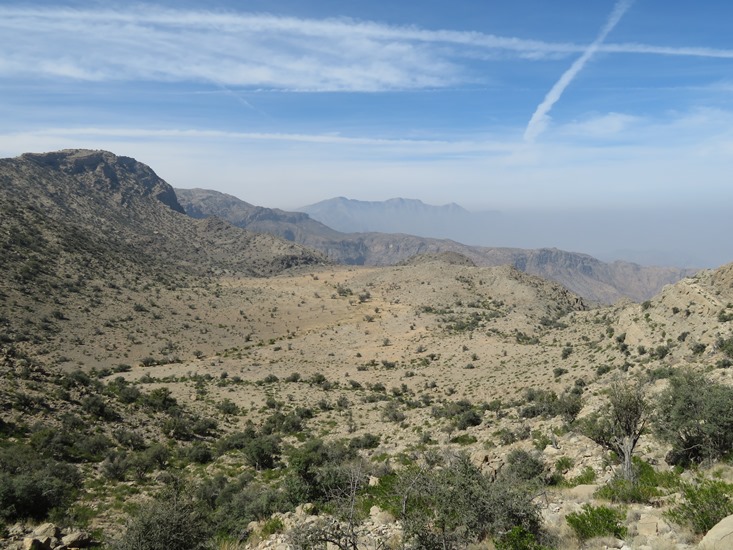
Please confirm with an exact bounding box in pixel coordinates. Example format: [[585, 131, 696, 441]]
[[3, 523, 92, 550], [699, 514, 733, 549]]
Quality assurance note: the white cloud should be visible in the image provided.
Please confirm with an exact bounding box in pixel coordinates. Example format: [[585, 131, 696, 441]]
[[557, 112, 640, 138], [1, 106, 731, 212], [1, 5, 732, 92]]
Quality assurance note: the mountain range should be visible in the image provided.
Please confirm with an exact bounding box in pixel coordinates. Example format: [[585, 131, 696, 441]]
[[177, 188, 695, 304]]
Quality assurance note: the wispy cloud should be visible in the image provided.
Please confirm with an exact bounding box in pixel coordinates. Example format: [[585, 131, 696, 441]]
[[0, 4, 731, 92], [524, 0, 634, 142], [0, 126, 518, 158]]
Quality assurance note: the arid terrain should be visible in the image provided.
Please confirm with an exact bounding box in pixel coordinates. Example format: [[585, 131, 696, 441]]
[[2, 150, 733, 550]]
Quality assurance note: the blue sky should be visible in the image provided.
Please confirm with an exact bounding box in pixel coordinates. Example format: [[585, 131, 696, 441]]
[[1, 1, 732, 266]]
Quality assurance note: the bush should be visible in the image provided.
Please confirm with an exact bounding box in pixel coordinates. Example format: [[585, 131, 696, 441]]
[[656, 370, 733, 465], [81, 395, 118, 421], [349, 433, 380, 450], [595, 458, 676, 504], [666, 478, 733, 535], [494, 526, 551, 550], [381, 401, 405, 423], [399, 454, 543, 548], [0, 443, 80, 522], [503, 450, 545, 483], [566, 504, 627, 541], [217, 399, 239, 415], [112, 485, 210, 550], [185, 443, 213, 465], [243, 435, 281, 470]]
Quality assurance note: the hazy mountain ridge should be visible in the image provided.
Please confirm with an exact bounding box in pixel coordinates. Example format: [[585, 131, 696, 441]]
[[177, 188, 696, 303], [298, 196, 475, 235]]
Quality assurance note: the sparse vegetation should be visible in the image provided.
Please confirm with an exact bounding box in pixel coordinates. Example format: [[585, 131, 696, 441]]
[[1, 150, 732, 549]]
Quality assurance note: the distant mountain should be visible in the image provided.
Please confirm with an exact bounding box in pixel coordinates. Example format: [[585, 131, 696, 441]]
[[176, 188, 696, 304], [298, 196, 487, 239]]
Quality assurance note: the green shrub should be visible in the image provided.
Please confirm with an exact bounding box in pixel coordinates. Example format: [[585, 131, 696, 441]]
[[494, 526, 551, 550], [217, 399, 239, 415], [0, 443, 80, 522], [186, 443, 213, 465], [399, 454, 543, 548], [564, 466, 596, 487], [81, 395, 118, 421], [449, 434, 477, 445], [595, 459, 677, 504], [243, 435, 281, 470], [503, 450, 545, 482], [656, 370, 733, 465], [381, 401, 406, 423], [261, 516, 284, 536], [349, 433, 380, 450], [566, 504, 627, 541], [112, 485, 210, 550], [666, 478, 733, 535], [554, 457, 573, 473]]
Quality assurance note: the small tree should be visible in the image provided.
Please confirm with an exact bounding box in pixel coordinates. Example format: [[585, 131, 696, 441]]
[[656, 370, 733, 465], [582, 381, 648, 481]]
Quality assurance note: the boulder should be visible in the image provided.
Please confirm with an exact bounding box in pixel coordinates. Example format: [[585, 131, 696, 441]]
[[636, 515, 658, 537], [61, 531, 92, 548], [699, 514, 733, 549], [21, 539, 49, 550], [31, 524, 58, 540]]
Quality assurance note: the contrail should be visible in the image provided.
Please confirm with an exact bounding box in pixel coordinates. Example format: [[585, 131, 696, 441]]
[[524, 0, 635, 143]]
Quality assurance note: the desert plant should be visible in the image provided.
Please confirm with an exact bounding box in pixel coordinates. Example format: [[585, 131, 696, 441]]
[[656, 370, 733, 465], [112, 483, 211, 550], [503, 450, 545, 483], [566, 504, 627, 541], [581, 381, 648, 481], [399, 454, 543, 548], [666, 477, 733, 535], [0, 443, 80, 522]]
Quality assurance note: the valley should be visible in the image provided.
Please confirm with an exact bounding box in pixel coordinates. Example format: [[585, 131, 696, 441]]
[[1, 150, 733, 549]]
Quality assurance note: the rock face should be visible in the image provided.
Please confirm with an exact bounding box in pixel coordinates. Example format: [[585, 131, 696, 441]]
[[699, 514, 733, 549], [23, 149, 186, 214]]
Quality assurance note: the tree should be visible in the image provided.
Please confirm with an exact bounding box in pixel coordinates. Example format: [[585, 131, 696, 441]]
[[289, 459, 372, 550], [656, 370, 733, 465], [582, 381, 648, 481]]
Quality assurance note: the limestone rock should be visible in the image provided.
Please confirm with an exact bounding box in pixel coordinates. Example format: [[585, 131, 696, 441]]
[[699, 514, 733, 549], [31, 524, 58, 540], [61, 530, 92, 548]]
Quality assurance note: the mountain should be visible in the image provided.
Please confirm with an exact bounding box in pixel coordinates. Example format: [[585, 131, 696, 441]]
[[0, 150, 325, 279], [0, 150, 327, 366], [298, 196, 480, 237], [177, 188, 696, 303]]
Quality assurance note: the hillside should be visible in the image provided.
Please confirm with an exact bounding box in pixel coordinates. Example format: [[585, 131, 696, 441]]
[[0, 150, 327, 368], [177, 187, 695, 303], [3, 150, 733, 550]]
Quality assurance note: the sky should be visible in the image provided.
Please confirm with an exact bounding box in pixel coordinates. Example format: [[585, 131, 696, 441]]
[[1, 1, 732, 267]]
